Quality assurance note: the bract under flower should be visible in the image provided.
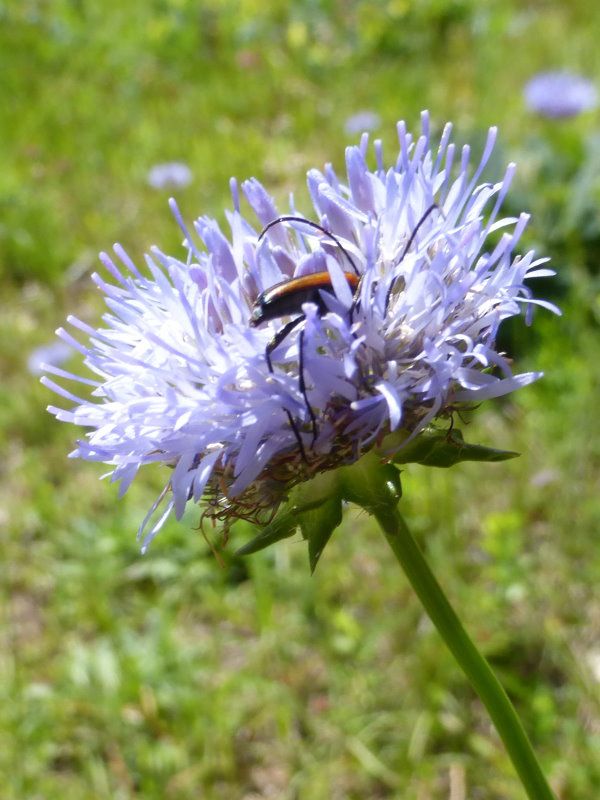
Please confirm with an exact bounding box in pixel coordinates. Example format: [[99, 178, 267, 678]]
[[43, 112, 558, 548]]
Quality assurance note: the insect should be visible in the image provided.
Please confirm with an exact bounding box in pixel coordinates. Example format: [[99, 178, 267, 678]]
[[250, 217, 360, 461], [250, 206, 439, 461]]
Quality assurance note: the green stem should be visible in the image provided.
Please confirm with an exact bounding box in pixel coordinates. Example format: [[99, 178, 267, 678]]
[[376, 505, 555, 800]]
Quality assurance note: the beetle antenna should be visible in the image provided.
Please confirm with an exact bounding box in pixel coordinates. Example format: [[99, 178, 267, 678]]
[[384, 203, 441, 313], [259, 215, 360, 277]]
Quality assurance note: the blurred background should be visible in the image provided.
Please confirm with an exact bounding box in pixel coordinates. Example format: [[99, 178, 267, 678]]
[[2, 2, 600, 798]]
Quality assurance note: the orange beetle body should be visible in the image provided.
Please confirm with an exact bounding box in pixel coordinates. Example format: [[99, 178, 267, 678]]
[[250, 271, 360, 327]]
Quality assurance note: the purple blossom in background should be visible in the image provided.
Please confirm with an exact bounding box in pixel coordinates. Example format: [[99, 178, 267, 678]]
[[344, 110, 381, 135], [28, 341, 71, 376], [147, 162, 193, 190], [44, 113, 557, 548], [524, 71, 598, 118]]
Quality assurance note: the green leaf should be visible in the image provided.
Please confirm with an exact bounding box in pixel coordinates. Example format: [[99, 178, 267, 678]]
[[385, 428, 519, 468], [235, 509, 298, 556], [299, 496, 343, 573]]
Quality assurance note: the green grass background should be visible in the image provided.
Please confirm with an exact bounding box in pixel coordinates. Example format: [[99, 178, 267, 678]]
[[2, 1, 600, 797]]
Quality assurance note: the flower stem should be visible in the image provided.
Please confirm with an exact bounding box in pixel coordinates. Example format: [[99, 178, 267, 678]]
[[375, 505, 556, 800]]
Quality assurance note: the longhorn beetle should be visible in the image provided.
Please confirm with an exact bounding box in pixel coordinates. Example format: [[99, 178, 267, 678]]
[[249, 205, 439, 461], [250, 217, 360, 461]]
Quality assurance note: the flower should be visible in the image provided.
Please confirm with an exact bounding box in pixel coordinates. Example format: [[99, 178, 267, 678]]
[[28, 341, 71, 376], [524, 71, 598, 118], [147, 162, 193, 190], [43, 112, 557, 549], [344, 110, 381, 135]]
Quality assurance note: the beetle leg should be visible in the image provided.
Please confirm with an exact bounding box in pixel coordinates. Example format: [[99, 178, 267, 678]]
[[264, 315, 312, 462], [285, 410, 309, 463], [298, 327, 319, 445], [265, 316, 304, 373]]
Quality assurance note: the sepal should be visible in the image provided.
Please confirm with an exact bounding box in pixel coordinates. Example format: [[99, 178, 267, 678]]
[[235, 509, 298, 556], [300, 497, 343, 574], [382, 428, 519, 467]]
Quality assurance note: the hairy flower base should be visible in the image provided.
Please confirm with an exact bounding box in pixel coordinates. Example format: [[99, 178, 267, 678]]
[[202, 440, 342, 528], [201, 403, 359, 527], [201, 391, 445, 532]]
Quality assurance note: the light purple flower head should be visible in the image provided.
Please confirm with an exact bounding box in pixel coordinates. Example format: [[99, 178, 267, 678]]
[[44, 112, 557, 549], [524, 71, 598, 119], [28, 341, 71, 376]]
